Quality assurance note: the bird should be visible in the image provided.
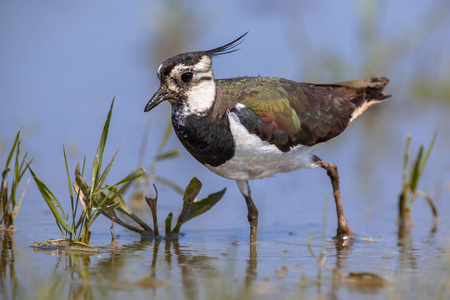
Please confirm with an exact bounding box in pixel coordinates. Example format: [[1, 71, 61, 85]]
[[144, 32, 391, 244]]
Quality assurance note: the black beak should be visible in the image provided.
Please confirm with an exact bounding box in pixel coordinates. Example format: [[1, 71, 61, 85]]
[[145, 85, 170, 112]]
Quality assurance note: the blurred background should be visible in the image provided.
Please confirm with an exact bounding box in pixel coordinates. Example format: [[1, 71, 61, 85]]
[[1, 0, 450, 237]]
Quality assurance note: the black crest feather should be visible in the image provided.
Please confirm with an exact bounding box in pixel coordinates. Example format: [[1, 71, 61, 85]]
[[206, 31, 248, 57]]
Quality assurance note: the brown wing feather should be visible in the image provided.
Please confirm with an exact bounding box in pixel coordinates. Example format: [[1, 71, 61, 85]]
[[218, 76, 390, 152]]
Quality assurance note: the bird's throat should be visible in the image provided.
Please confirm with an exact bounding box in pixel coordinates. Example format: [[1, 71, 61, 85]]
[[181, 78, 216, 116]]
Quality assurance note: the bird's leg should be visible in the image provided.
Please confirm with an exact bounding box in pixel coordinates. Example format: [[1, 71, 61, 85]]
[[236, 180, 259, 244], [313, 156, 354, 241]]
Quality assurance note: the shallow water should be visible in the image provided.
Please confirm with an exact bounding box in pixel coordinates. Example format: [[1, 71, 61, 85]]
[[2, 209, 449, 299]]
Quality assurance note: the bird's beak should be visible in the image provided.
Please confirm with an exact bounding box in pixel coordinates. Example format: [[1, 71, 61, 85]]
[[144, 85, 171, 112]]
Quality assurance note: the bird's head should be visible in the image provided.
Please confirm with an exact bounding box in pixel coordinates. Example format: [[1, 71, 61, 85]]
[[144, 32, 248, 115]]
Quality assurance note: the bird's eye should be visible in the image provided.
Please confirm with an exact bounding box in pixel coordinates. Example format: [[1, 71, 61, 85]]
[[181, 72, 193, 83]]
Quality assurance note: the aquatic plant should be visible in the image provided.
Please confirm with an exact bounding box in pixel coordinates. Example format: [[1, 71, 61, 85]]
[[146, 177, 226, 240], [398, 129, 439, 235], [0, 129, 31, 231], [29, 99, 225, 249], [81, 175, 226, 241], [29, 99, 145, 244]]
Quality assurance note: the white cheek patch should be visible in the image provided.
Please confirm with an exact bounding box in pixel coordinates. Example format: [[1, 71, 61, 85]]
[[185, 78, 216, 114]]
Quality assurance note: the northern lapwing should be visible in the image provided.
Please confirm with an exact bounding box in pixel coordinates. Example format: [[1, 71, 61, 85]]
[[145, 32, 391, 243]]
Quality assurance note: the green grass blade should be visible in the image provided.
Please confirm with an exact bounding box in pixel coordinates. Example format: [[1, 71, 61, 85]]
[[108, 184, 154, 232], [408, 145, 423, 193], [155, 150, 180, 161], [402, 135, 411, 186], [0, 182, 7, 223], [94, 168, 146, 196], [95, 186, 151, 233], [2, 129, 20, 178], [76, 157, 86, 221], [12, 178, 30, 221], [74, 212, 87, 236], [28, 166, 75, 237], [10, 141, 21, 206], [17, 153, 31, 181], [96, 99, 115, 180], [115, 168, 146, 186], [63, 146, 76, 221], [90, 189, 118, 223], [90, 182, 126, 224], [420, 127, 438, 176], [90, 98, 114, 196], [90, 149, 100, 199], [96, 143, 123, 190]]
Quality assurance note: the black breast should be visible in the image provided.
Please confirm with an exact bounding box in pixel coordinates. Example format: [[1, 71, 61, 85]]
[[172, 112, 235, 167]]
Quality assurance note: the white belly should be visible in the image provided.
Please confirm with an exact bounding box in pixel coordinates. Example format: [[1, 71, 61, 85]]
[[204, 112, 321, 181]]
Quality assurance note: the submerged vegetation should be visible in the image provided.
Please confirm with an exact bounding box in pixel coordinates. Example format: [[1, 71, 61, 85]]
[[398, 130, 439, 235], [0, 129, 31, 231]]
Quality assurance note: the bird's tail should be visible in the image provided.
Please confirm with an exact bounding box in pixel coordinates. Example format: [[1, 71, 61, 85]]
[[339, 77, 391, 123]]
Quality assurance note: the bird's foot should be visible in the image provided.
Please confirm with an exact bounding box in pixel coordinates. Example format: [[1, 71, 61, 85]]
[[332, 226, 354, 246]]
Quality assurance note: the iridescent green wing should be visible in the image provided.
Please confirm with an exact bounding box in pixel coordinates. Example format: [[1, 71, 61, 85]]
[[218, 77, 356, 151]]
